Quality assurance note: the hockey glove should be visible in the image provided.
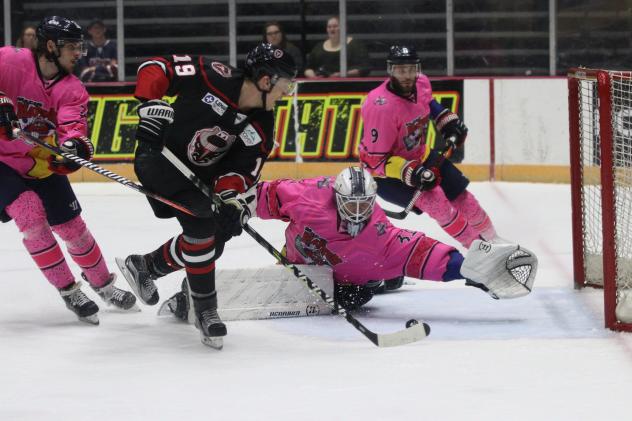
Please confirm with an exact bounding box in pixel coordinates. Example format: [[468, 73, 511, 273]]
[[0, 91, 18, 140], [402, 161, 441, 190], [48, 136, 94, 175], [135, 99, 174, 147], [435, 109, 468, 146], [214, 190, 252, 243]]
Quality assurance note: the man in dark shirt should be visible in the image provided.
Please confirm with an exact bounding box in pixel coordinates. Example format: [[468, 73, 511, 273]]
[[78, 19, 118, 82]]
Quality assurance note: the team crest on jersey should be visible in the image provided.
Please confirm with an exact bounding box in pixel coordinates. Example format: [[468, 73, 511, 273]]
[[211, 62, 232, 78], [16, 97, 56, 138], [201, 93, 228, 116], [187, 126, 236, 166], [295, 227, 342, 267], [374, 96, 387, 106], [240, 124, 262, 146], [403, 115, 428, 151]]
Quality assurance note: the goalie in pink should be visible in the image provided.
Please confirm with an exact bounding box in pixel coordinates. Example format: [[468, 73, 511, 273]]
[[254, 167, 485, 308], [0, 17, 136, 324], [359, 45, 497, 248], [161, 167, 537, 316]]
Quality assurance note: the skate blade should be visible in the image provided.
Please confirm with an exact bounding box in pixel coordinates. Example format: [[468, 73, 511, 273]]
[[201, 335, 223, 350], [79, 314, 100, 325], [157, 298, 176, 317]]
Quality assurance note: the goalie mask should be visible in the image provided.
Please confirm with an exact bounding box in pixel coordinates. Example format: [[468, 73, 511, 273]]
[[334, 167, 377, 237]]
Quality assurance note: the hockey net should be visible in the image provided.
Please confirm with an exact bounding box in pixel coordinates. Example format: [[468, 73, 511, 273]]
[[569, 68, 632, 331]]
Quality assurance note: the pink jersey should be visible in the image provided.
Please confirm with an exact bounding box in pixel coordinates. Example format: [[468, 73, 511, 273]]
[[359, 75, 433, 177], [256, 177, 456, 286], [0, 46, 89, 179]]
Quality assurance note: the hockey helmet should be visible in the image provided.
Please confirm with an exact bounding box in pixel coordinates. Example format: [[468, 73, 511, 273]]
[[36, 16, 86, 56], [387, 44, 421, 75], [244, 42, 297, 84], [334, 166, 377, 227]]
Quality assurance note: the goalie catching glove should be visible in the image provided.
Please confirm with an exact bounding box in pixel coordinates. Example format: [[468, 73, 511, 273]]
[[460, 239, 538, 299], [48, 136, 94, 175]]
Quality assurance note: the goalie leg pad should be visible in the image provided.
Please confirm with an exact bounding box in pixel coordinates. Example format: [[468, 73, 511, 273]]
[[460, 240, 538, 299]]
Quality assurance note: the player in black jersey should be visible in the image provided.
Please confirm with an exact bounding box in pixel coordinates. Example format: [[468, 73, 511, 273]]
[[116, 43, 297, 349]]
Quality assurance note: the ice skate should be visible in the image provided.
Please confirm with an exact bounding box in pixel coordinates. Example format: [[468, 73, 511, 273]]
[[192, 292, 226, 350], [84, 273, 139, 311], [158, 278, 190, 321], [59, 282, 99, 325], [115, 255, 159, 305]]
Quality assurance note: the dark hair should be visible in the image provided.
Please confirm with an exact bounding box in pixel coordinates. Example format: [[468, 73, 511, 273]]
[[262, 21, 286, 49], [16, 25, 37, 49]]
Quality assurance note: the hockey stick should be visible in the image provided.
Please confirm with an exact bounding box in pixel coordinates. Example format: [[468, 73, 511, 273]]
[[13, 128, 198, 217], [383, 137, 457, 220], [161, 147, 431, 347]]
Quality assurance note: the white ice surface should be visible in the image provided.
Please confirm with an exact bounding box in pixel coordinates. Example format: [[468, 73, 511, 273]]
[[2, 181, 632, 421]]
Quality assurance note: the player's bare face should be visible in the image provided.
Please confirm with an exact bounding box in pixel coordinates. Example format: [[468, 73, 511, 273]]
[[391, 65, 417, 94], [57, 42, 84, 73]]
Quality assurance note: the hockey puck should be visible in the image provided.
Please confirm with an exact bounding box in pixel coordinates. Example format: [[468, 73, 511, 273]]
[[406, 319, 419, 328]]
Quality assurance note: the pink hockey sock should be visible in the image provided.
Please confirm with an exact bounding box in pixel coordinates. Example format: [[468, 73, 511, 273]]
[[416, 188, 480, 248], [52, 215, 110, 288], [5, 191, 74, 289], [451, 191, 497, 241]]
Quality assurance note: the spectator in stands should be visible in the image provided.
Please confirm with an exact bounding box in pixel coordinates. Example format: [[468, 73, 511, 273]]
[[262, 21, 303, 74], [304, 16, 369, 78], [16, 25, 37, 50], [78, 19, 118, 82]]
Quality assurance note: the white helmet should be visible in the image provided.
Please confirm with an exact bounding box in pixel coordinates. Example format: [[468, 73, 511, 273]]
[[334, 167, 377, 230]]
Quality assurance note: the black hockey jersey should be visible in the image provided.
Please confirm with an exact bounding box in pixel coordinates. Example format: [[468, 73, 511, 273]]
[[135, 54, 274, 194]]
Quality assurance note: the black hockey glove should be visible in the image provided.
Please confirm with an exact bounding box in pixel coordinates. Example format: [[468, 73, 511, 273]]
[[135, 99, 174, 148], [214, 190, 253, 243], [48, 136, 94, 175], [0, 91, 18, 140], [435, 109, 468, 146], [402, 161, 441, 190]]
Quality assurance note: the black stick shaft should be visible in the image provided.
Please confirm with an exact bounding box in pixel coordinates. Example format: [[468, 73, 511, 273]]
[[14, 129, 198, 217]]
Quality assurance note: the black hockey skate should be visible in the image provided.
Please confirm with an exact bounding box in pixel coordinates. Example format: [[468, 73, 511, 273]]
[[157, 278, 190, 321], [59, 282, 99, 325], [192, 292, 226, 350], [84, 273, 139, 311], [115, 255, 159, 305]]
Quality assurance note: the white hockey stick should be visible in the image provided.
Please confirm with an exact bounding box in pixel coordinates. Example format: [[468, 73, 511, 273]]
[[160, 147, 431, 347]]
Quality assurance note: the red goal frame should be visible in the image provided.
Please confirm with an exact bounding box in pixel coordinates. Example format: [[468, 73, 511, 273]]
[[569, 68, 632, 331]]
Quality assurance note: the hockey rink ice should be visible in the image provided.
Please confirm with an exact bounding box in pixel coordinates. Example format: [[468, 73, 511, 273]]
[[1, 181, 632, 420]]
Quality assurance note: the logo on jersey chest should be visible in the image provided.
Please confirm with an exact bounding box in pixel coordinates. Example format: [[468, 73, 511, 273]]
[[201, 93, 228, 116], [403, 115, 428, 151], [16, 97, 57, 137], [187, 126, 236, 166], [295, 227, 342, 267]]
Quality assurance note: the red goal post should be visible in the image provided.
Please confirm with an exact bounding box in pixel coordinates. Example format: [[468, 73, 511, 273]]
[[568, 68, 632, 331]]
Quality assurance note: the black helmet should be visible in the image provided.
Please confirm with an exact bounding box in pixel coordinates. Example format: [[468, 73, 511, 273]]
[[244, 43, 297, 82], [387, 45, 420, 66], [36, 16, 84, 54], [387, 44, 421, 77]]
